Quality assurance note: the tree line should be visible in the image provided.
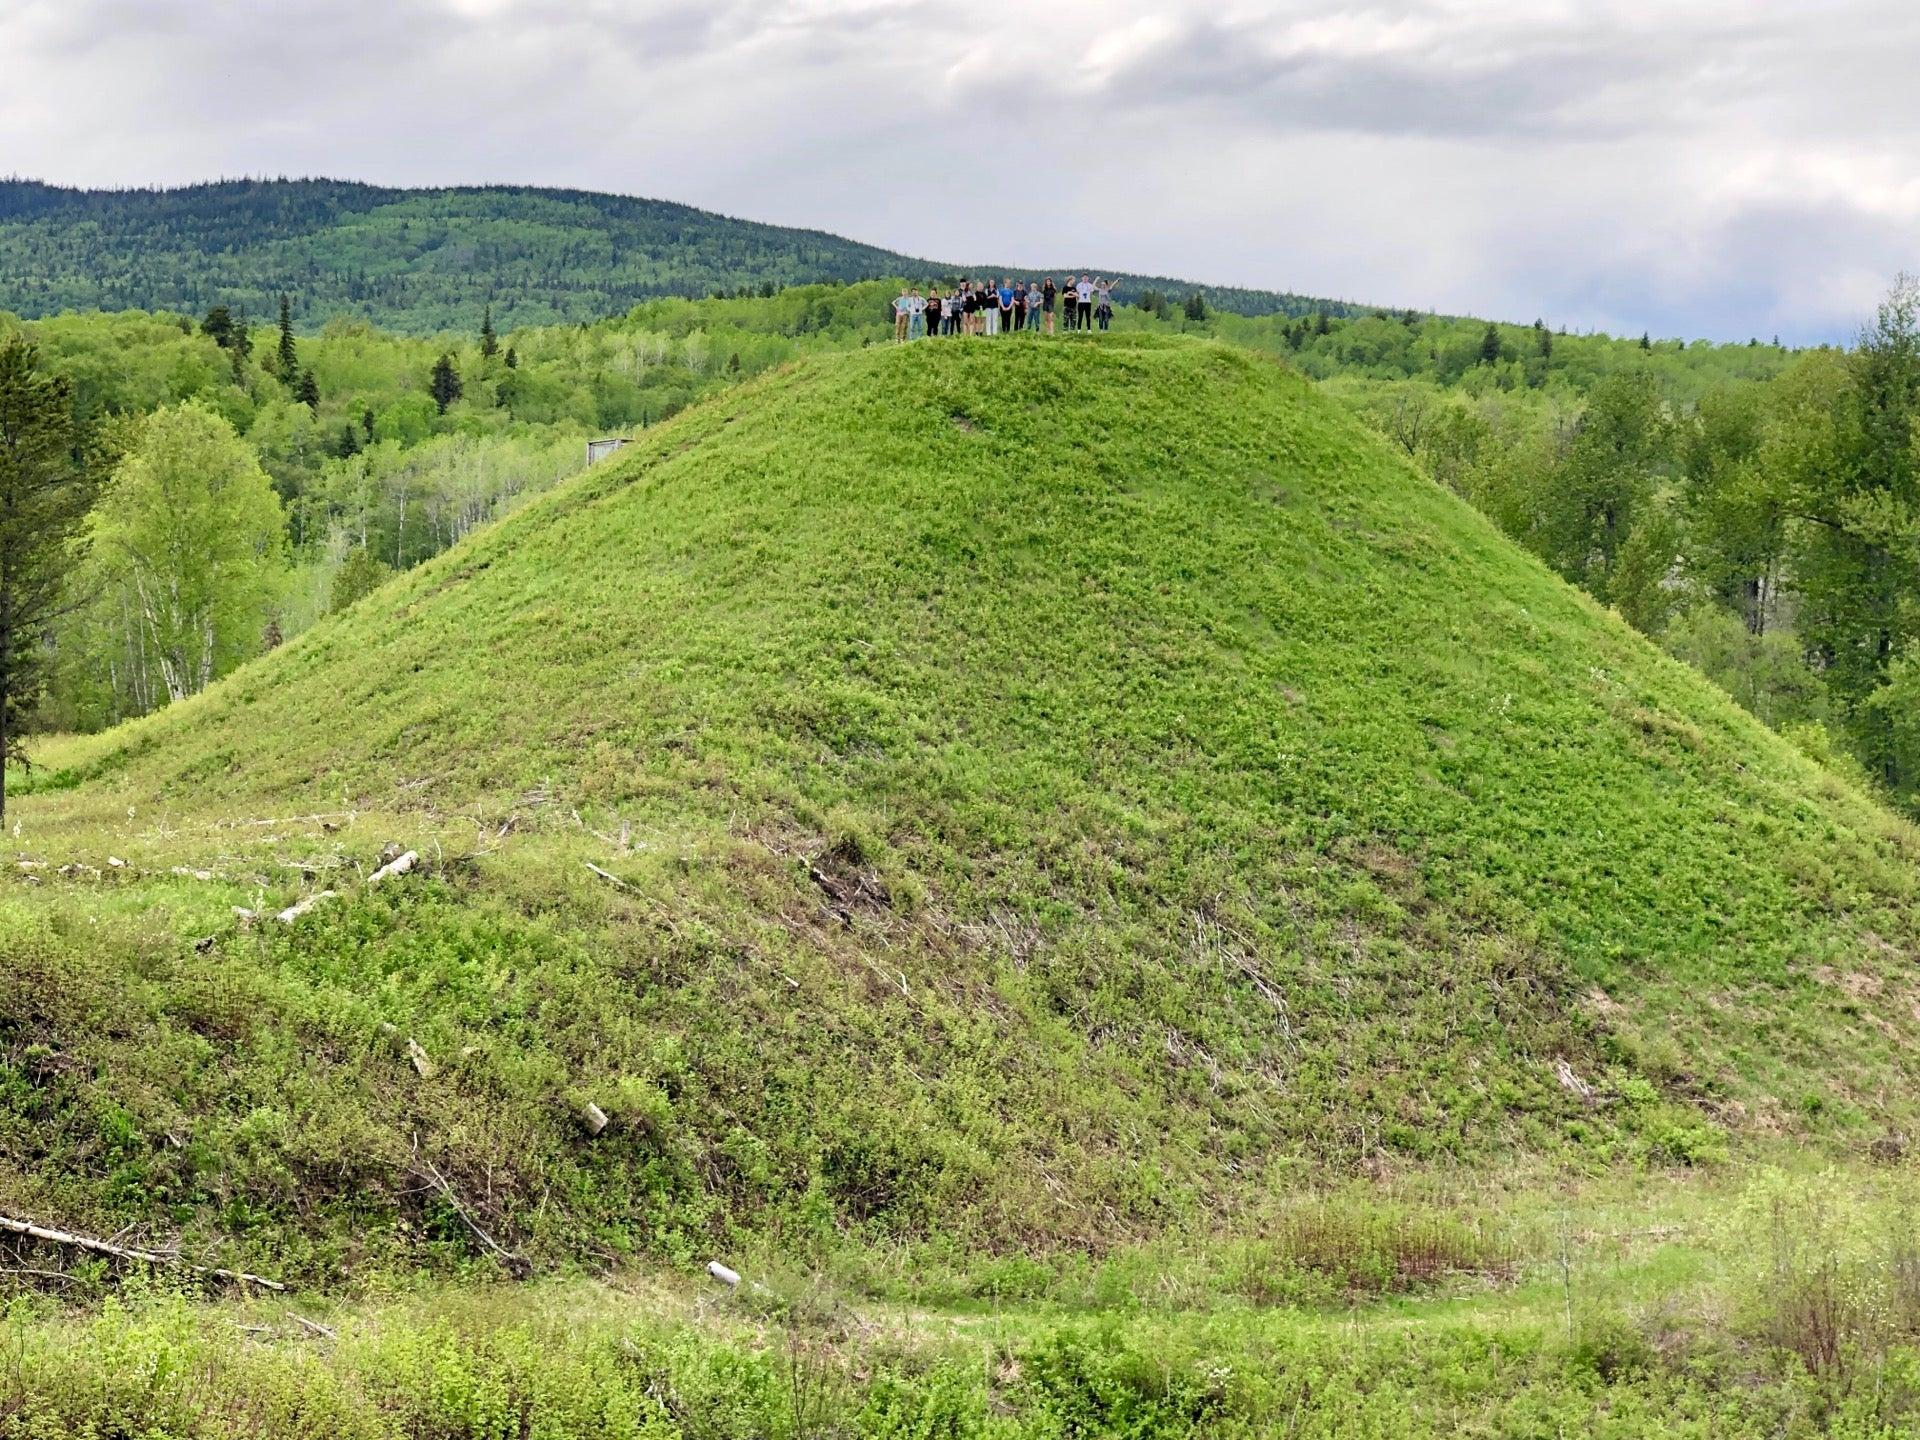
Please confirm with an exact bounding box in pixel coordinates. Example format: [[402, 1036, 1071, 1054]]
[[0, 179, 1357, 335]]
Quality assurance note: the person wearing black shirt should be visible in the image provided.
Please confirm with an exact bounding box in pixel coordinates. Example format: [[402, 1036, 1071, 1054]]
[[1042, 278, 1058, 335]]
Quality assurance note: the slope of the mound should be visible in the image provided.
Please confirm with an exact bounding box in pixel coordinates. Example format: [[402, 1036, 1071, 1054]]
[[6, 335, 1920, 1278]]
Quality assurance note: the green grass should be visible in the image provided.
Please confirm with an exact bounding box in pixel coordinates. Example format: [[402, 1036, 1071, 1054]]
[[13, 1165, 1920, 1440], [5, 334, 1920, 1295]]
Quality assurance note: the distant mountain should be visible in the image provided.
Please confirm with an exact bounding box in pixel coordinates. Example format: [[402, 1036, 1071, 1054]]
[[0, 178, 1357, 333]]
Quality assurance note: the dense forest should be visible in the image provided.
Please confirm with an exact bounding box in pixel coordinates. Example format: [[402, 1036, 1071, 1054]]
[[0, 179, 1358, 332], [4, 274, 1916, 812]]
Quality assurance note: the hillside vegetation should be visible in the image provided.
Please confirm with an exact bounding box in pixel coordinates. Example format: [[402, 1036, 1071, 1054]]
[[0, 179, 1345, 332], [7, 336, 1919, 1299]]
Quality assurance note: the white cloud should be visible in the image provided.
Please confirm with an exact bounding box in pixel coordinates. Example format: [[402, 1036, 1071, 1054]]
[[0, 0, 1915, 341]]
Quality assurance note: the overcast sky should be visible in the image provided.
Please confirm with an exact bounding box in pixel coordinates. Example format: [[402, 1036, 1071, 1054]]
[[3, 0, 1915, 343]]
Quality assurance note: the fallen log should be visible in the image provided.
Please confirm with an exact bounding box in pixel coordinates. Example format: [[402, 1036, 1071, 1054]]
[[0, 1213, 286, 1291], [368, 850, 419, 886], [276, 890, 336, 924]]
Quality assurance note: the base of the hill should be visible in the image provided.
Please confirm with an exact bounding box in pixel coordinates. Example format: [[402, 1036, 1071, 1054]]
[[6, 1165, 1920, 1439], [0, 1205, 1912, 1440]]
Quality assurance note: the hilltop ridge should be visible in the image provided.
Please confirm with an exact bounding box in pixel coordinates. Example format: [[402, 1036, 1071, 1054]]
[[0, 178, 1358, 332]]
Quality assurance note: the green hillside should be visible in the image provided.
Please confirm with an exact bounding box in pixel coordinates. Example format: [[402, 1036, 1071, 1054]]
[[0, 179, 1348, 332], [7, 335, 1920, 1291]]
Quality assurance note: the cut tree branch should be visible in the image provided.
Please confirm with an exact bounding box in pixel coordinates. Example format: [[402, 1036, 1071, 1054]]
[[0, 1212, 286, 1291]]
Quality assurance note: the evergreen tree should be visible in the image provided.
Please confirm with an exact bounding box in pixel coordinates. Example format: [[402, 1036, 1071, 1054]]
[[1314, 311, 1332, 336], [201, 305, 238, 349], [480, 305, 498, 360], [504, 347, 519, 370], [362, 406, 377, 441], [336, 422, 362, 459], [429, 353, 463, 414], [1183, 292, 1209, 322], [276, 293, 298, 382], [1639, 332, 1652, 351], [0, 340, 100, 822], [295, 369, 320, 410], [227, 306, 254, 384], [1479, 324, 1503, 366], [330, 546, 393, 613]]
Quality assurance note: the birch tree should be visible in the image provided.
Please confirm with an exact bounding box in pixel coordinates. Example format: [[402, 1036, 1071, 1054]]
[[92, 402, 286, 704]]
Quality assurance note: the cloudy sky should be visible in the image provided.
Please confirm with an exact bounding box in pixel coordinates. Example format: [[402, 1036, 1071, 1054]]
[[3, 0, 1916, 342]]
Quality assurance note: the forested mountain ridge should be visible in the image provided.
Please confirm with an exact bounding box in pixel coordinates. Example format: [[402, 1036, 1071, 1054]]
[[0, 178, 1356, 332]]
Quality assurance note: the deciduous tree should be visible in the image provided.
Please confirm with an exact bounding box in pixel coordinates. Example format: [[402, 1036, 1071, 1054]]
[[90, 402, 287, 703]]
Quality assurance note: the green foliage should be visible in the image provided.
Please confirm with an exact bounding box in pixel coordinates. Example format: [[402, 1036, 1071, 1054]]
[[7, 339, 1920, 1287], [0, 338, 98, 816], [275, 293, 298, 383], [10, 1251, 1920, 1438], [328, 546, 393, 613], [88, 402, 287, 702], [0, 178, 1348, 333], [429, 353, 462, 414]]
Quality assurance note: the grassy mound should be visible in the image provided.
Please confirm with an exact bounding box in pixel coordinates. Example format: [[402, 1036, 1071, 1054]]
[[5, 334, 1919, 1284]]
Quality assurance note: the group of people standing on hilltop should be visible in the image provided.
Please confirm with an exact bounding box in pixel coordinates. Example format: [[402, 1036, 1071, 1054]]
[[893, 276, 1116, 341]]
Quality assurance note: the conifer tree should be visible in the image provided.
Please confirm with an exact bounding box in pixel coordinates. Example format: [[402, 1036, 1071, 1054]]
[[480, 305, 498, 360], [0, 340, 100, 822], [1479, 324, 1502, 366], [504, 347, 519, 370], [430, 353, 463, 414], [1639, 332, 1652, 351], [276, 294, 298, 382], [362, 406, 377, 442], [295, 369, 320, 410], [231, 306, 253, 358], [201, 305, 238, 349]]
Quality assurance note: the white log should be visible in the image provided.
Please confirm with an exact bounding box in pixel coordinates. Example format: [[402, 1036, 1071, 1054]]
[[581, 1102, 609, 1136], [276, 890, 336, 924], [368, 850, 419, 886], [0, 1212, 284, 1291], [707, 1260, 741, 1288], [406, 1039, 436, 1079]]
